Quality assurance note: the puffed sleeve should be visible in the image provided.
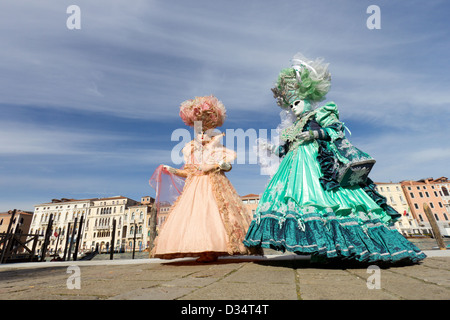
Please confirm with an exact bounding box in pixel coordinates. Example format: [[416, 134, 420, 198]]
[[182, 141, 194, 164], [213, 146, 236, 172], [209, 133, 237, 165], [315, 102, 345, 142]]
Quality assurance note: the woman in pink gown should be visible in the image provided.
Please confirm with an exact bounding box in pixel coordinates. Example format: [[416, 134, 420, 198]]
[[151, 95, 251, 262]]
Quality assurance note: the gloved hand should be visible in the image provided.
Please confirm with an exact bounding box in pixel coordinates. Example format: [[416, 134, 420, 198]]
[[296, 129, 326, 143], [162, 165, 176, 173], [218, 161, 232, 171]]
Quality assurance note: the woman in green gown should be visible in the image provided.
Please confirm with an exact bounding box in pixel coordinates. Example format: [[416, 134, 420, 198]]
[[243, 53, 426, 264]]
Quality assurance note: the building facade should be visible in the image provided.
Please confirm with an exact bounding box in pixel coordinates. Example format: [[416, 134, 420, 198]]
[[29, 198, 92, 256], [374, 182, 422, 236], [29, 195, 156, 258], [156, 204, 171, 232], [241, 194, 260, 219], [0, 210, 34, 253], [122, 202, 154, 253], [83, 196, 140, 253], [401, 177, 450, 237], [432, 177, 450, 215], [0, 210, 33, 234]]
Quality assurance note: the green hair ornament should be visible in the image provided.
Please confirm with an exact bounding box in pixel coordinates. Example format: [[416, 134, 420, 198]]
[[271, 53, 331, 109]]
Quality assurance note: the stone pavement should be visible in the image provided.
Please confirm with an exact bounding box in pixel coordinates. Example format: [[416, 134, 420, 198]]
[[0, 251, 448, 301]]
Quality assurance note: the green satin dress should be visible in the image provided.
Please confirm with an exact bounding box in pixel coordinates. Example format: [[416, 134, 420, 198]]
[[244, 103, 426, 263]]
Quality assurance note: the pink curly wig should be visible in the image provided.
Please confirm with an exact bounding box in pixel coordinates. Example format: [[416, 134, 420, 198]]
[[179, 95, 226, 130]]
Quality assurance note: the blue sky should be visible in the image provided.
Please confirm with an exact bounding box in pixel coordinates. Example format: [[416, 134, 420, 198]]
[[1, 0, 449, 212]]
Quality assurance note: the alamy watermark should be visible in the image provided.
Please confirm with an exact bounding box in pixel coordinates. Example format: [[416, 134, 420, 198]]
[[66, 265, 81, 290], [66, 5, 81, 30], [366, 265, 381, 289], [65, 5, 381, 32], [367, 5, 381, 30]]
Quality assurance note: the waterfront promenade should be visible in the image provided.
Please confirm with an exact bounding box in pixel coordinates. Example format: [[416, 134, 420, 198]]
[[0, 250, 448, 301]]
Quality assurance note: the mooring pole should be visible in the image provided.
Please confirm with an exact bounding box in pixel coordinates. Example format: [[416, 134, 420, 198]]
[[110, 219, 116, 260], [132, 223, 137, 259], [73, 216, 83, 261], [63, 222, 71, 261], [423, 203, 446, 250], [67, 218, 77, 261], [40, 214, 53, 262], [29, 230, 39, 262]]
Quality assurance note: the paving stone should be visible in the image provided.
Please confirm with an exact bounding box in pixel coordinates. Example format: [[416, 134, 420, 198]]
[[0, 253, 448, 300]]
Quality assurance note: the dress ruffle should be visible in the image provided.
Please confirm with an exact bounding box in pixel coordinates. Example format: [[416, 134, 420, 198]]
[[244, 208, 426, 263]]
